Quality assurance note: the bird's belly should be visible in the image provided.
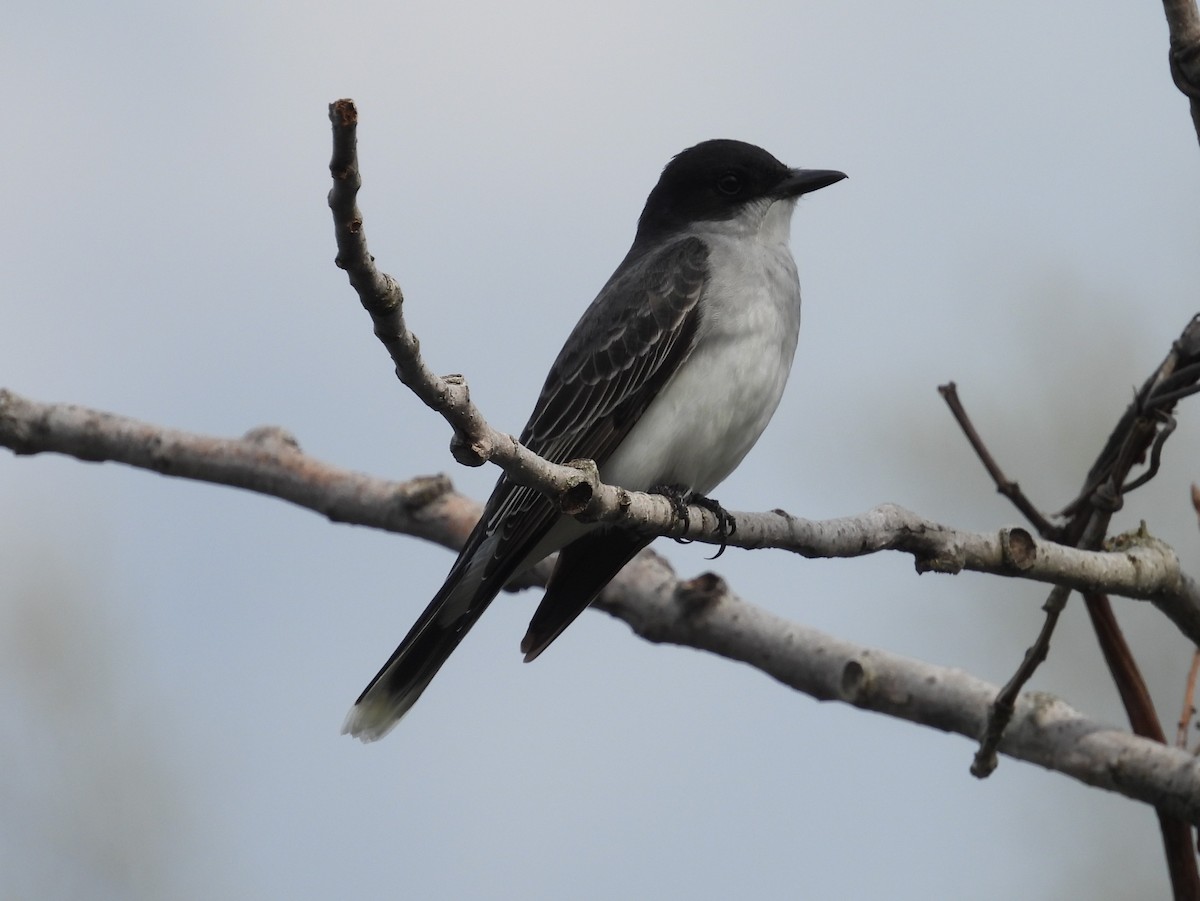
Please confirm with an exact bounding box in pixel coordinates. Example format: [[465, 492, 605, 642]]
[[600, 308, 798, 496]]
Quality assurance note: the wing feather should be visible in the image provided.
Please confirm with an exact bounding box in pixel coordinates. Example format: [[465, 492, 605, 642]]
[[474, 235, 710, 584]]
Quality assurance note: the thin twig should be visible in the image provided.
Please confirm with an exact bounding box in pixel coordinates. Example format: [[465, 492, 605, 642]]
[[1084, 592, 1166, 742], [971, 584, 1071, 777], [327, 99, 495, 466], [936, 382, 1058, 536]]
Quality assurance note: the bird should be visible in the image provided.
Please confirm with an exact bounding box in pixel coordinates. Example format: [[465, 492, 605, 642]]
[[343, 139, 845, 741]]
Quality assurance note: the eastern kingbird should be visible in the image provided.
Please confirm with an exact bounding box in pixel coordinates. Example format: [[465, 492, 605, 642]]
[[344, 139, 845, 741]]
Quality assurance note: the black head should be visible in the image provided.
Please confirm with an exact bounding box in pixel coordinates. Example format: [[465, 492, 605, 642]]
[[635, 139, 845, 244]]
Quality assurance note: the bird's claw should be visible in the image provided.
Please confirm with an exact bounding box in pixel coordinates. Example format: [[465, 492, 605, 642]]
[[649, 484, 737, 558]]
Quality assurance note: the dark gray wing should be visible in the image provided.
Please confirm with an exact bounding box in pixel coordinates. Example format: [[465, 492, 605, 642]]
[[474, 234, 710, 583], [498, 240, 712, 661], [521, 235, 710, 462]]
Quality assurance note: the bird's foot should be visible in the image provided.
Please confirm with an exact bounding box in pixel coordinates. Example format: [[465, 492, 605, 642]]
[[650, 483, 695, 540], [689, 493, 737, 559], [648, 484, 737, 559]]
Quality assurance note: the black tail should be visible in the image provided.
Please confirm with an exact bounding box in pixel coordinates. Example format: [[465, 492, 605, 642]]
[[520, 528, 651, 662], [343, 553, 499, 741]]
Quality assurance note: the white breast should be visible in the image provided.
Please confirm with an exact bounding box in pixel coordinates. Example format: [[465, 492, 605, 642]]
[[601, 199, 802, 495]]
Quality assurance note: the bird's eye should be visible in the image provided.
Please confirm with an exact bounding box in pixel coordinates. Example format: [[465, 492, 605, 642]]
[[716, 172, 742, 195]]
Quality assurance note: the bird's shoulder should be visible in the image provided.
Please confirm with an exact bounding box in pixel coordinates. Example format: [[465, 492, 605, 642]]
[[548, 235, 710, 380]]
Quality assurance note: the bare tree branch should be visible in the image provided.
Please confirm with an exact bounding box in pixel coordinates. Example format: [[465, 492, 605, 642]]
[[5, 387, 1199, 630], [3, 388, 1200, 821], [941, 306, 1200, 893], [940, 316, 1200, 747], [596, 551, 1200, 825], [0, 390, 474, 550]]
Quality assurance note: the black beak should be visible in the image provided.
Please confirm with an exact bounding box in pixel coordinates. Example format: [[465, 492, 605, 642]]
[[775, 168, 847, 199]]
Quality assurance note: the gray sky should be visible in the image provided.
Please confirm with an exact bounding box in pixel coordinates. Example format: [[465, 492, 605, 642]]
[[4, 2, 1200, 898]]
